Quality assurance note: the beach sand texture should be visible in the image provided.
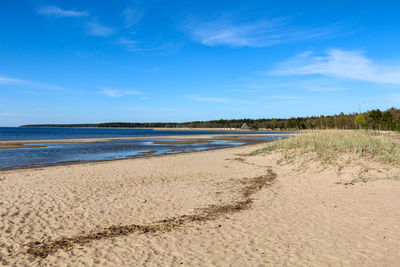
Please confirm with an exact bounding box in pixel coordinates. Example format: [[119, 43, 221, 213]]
[[1, 143, 400, 266]]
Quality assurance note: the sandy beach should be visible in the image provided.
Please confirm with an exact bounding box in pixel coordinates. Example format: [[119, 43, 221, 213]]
[[1, 138, 400, 266], [3, 0, 398, 265]]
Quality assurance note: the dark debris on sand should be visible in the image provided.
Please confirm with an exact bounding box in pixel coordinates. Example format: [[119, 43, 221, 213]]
[[26, 169, 276, 258]]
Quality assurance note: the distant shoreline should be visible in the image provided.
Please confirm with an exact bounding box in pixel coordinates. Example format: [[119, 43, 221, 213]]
[[18, 126, 294, 132]]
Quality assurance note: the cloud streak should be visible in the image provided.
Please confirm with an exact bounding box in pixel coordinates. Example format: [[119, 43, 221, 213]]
[[185, 17, 333, 48], [85, 20, 114, 37], [264, 95, 303, 100], [117, 37, 142, 51], [37, 5, 112, 38], [186, 95, 231, 103], [0, 76, 63, 90], [99, 88, 143, 97], [38, 6, 88, 17], [123, 8, 144, 28], [270, 49, 400, 85], [117, 37, 179, 54]]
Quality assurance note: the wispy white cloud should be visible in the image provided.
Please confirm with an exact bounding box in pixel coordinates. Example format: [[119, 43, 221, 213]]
[[98, 88, 143, 97], [264, 95, 303, 100], [127, 66, 161, 72], [116, 106, 179, 113], [38, 6, 112, 38], [123, 8, 144, 27], [117, 37, 179, 54], [234, 76, 357, 94], [38, 6, 88, 17], [186, 94, 254, 105], [0, 76, 63, 90], [237, 100, 255, 105], [184, 17, 333, 47], [186, 95, 230, 103], [118, 37, 169, 52], [270, 49, 400, 85], [117, 37, 141, 50], [85, 20, 114, 37], [305, 87, 345, 92]]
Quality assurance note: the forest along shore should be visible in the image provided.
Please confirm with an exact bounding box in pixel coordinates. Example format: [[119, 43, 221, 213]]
[[1, 130, 400, 266], [19, 107, 400, 131]]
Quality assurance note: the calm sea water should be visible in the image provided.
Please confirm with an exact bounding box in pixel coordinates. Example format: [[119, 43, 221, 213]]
[[0, 127, 289, 170], [0, 127, 289, 141]]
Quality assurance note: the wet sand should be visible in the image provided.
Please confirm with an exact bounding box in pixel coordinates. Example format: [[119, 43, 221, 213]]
[[0, 133, 294, 149], [0, 143, 45, 149], [1, 142, 399, 266]]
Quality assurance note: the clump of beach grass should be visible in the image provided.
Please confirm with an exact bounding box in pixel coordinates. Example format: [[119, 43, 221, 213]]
[[251, 130, 400, 165]]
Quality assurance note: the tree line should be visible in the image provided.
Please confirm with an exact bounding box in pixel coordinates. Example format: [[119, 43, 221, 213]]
[[20, 107, 400, 131]]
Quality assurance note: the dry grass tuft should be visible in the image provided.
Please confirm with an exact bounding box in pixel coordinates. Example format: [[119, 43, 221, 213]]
[[251, 130, 400, 165]]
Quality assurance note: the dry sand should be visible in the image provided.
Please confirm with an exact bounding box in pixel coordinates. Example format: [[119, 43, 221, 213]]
[[1, 142, 400, 266]]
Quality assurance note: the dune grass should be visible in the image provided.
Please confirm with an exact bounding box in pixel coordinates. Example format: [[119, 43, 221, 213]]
[[251, 130, 400, 165]]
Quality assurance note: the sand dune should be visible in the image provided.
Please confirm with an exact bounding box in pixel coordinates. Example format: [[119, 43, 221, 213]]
[[1, 143, 400, 266]]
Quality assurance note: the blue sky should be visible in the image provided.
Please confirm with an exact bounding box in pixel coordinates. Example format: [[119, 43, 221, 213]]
[[1, 0, 400, 126]]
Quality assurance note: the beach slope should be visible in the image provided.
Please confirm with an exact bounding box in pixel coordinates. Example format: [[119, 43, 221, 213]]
[[1, 132, 400, 266]]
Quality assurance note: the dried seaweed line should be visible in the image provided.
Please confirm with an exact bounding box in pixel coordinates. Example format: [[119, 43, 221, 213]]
[[26, 169, 276, 258]]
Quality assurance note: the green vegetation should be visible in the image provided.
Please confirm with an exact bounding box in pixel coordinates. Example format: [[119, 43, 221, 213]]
[[21, 107, 400, 131], [354, 114, 366, 129], [251, 130, 400, 165]]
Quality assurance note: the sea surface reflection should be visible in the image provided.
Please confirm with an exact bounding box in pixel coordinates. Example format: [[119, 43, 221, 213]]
[[0, 139, 251, 170]]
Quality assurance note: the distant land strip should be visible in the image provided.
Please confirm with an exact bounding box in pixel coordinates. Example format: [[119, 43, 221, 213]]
[[19, 107, 400, 131]]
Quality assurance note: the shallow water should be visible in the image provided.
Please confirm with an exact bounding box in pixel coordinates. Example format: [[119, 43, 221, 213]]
[[0, 127, 290, 141], [0, 138, 287, 170], [0, 128, 290, 170]]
